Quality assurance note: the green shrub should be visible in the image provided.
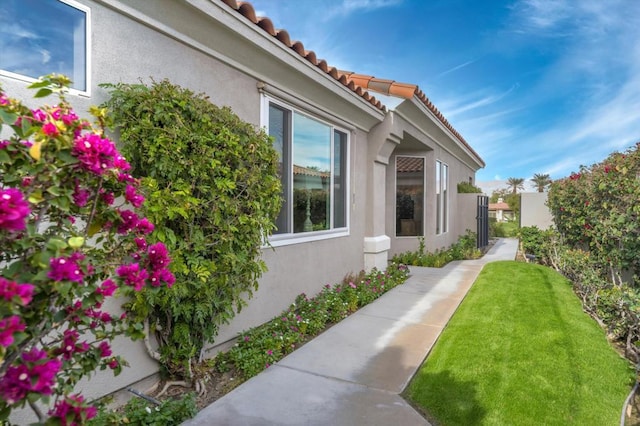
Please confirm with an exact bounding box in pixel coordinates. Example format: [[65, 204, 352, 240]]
[[490, 220, 519, 238], [457, 181, 483, 193], [102, 80, 281, 380], [89, 393, 197, 426], [391, 231, 481, 267]]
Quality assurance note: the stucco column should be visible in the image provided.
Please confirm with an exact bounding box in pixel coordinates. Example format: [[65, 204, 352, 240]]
[[364, 121, 401, 271]]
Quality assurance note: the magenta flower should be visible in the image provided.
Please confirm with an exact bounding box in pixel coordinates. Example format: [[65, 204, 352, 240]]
[[117, 209, 139, 234], [136, 217, 154, 235], [0, 315, 26, 347], [0, 188, 30, 232], [42, 122, 59, 136], [96, 279, 117, 297], [56, 330, 89, 360], [108, 358, 119, 370], [0, 348, 62, 405], [98, 341, 112, 358], [49, 394, 97, 426], [0, 93, 8, 105], [134, 237, 148, 250], [72, 182, 91, 207], [72, 133, 119, 175], [31, 109, 47, 122], [61, 111, 79, 126], [125, 184, 145, 208], [116, 263, 149, 291], [149, 268, 175, 288], [146, 242, 170, 269], [48, 255, 84, 283], [100, 190, 115, 205], [0, 140, 9, 149], [0, 277, 35, 305]]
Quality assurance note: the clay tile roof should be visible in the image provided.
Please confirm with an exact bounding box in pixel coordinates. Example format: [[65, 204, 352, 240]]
[[339, 71, 484, 166], [220, 1, 484, 167], [293, 165, 329, 178], [221, 0, 385, 112], [396, 157, 424, 173], [489, 202, 511, 211]]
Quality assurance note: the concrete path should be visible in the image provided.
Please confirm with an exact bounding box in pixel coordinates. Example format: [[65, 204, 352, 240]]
[[184, 238, 519, 426]]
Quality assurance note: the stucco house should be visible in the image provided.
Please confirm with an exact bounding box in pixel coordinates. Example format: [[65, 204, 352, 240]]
[[489, 198, 515, 222], [1, 0, 485, 408]]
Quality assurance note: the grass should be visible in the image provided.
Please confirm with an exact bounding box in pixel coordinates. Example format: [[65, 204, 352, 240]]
[[405, 261, 634, 426]]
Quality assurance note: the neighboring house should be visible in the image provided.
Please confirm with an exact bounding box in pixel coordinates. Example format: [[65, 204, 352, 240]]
[[489, 198, 514, 222], [1, 0, 485, 408]]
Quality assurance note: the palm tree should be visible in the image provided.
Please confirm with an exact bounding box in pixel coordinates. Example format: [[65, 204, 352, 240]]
[[506, 177, 525, 194], [531, 173, 552, 192]]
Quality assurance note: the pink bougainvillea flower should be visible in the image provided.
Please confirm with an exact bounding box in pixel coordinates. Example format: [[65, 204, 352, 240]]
[[72, 181, 91, 207], [42, 122, 59, 137], [56, 329, 89, 360], [49, 394, 97, 426], [100, 190, 115, 205], [116, 209, 140, 234], [0, 139, 9, 149], [0, 188, 30, 232], [148, 268, 175, 288], [31, 109, 47, 122], [116, 263, 149, 291], [135, 217, 154, 235], [61, 111, 79, 126], [48, 255, 84, 283], [0, 315, 26, 347], [107, 358, 119, 370], [98, 341, 112, 358], [125, 184, 144, 208], [96, 279, 117, 297], [146, 242, 170, 269], [0, 277, 35, 305], [0, 348, 62, 404], [72, 133, 118, 175]]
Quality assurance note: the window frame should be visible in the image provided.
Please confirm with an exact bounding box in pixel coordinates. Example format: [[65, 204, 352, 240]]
[[436, 160, 449, 234], [0, 0, 92, 96], [262, 95, 350, 247], [394, 155, 426, 238]]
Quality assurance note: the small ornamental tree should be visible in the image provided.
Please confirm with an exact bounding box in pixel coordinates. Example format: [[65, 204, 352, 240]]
[[0, 75, 174, 424], [101, 80, 281, 392]]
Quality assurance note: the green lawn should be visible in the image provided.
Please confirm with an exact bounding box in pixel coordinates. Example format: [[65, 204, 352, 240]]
[[405, 261, 634, 426]]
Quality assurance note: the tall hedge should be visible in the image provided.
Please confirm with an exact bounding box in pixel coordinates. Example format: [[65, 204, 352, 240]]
[[548, 142, 640, 277], [102, 80, 281, 378]]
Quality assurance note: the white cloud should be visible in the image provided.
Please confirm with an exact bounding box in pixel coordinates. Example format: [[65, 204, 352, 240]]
[[326, 0, 403, 19]]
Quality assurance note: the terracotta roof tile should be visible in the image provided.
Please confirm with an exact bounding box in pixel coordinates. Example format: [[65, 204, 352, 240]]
[[293, 165, 329, 178], [220, 1, 484, 167], [489, 202, 511, 211], [221, 0, 385, 112]]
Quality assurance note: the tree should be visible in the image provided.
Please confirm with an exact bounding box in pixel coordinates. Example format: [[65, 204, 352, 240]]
[[506, 177, 525, 194], [531, 173, 552, 192]]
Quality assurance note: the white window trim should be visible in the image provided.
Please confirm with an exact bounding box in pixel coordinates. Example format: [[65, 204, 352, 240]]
[[436, 160, 450, 235], [0, 0, 91, 97], [261, 94, 351, 247], [394, 155, 427, 239]]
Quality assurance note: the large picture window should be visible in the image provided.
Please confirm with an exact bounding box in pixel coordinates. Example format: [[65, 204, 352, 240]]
[[436, 160, 449, 234], [396, 156, 424, 237], [0, 0, 89, 92], [267, 100, 348, 237]]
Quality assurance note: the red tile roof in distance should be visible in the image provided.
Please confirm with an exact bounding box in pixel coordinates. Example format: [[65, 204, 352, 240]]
[[221, 0, 484, 167], [396, 157, 424, 173]]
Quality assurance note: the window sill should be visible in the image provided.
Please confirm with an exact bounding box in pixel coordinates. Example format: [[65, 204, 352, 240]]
[[264, 229, 349, 248]]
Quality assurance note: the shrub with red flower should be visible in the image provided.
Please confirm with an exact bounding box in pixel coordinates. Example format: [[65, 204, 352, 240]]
[[0, 75, 175, 423]]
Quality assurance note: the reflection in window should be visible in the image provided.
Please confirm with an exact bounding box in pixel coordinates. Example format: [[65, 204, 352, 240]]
[[267, 101, 348, 235], [436, 160, 449, 234], [0, 0, 88, 91], [396, 156, 424, 237]]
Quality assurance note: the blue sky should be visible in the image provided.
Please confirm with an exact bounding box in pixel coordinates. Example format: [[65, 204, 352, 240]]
[[248, 0, 640, 192]]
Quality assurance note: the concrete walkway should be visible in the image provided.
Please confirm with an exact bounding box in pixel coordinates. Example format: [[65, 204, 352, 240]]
[[184, 238, 519, 426]]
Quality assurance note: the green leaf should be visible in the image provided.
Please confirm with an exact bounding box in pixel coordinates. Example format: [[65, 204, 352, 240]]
[[33, 88, 53, 98], [0, 109, 18, 125]]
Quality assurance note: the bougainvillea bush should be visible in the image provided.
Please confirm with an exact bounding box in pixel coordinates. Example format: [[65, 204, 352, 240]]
[[0, 75, 174, 424]]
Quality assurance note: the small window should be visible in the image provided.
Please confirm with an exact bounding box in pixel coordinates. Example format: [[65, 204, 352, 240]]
[[0, 0, 90, 92], [436, 160, 449, 234], [396, 156, 425, 237], [267, 99, 349, 238]]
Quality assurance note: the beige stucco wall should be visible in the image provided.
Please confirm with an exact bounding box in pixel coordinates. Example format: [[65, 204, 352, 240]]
[[3, 0, 381, 416], [520, 192, 553, 230]]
